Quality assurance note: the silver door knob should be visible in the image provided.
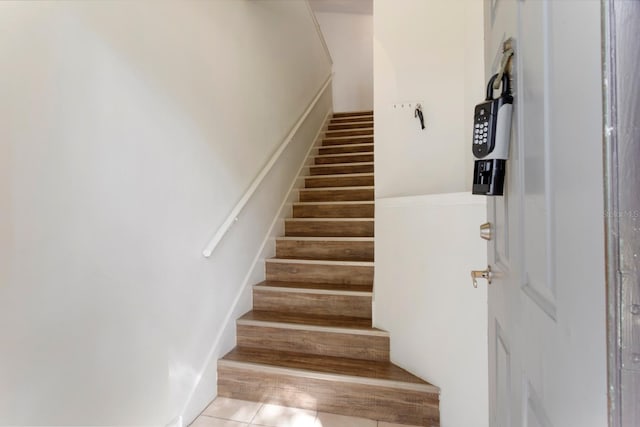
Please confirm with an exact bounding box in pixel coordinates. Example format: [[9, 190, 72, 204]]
[[471, 266, 492, 288], [480, 222, 492, 240]]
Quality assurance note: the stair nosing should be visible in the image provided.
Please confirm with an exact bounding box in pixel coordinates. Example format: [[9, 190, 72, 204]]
[[277, 236, 374, 241], [266, 258, 374, 267], [310, 162, 374, 167], [253, 284, 373, 297], [286, 218, 373, 222], [293, 201, 373, 205], [318, 143, 374, 150], [299, 185, 375, 191], [237, 318, 385, 336], [323, 137, 374, 142], [218, 359, 440, 395], [305, 172, 374, 179], [314, 152, 374, 158]]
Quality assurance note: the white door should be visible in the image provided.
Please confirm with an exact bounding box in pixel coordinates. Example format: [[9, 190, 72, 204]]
[[484, 1, 609, 426]]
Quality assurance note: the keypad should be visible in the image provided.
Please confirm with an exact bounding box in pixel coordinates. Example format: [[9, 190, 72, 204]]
[[474, 121, 490, 145]]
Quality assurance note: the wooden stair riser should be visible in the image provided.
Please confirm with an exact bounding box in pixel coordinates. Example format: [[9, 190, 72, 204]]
[[217, 364, 439, 427], [236, 324, 387, 361], [299, 188, 374, 203], [325, 129, 373, 138], [266, 261, 373, 285], [293, 203, 373, 218], [315, 153, 374, 165], [318, 144, 373, 155], [329, 114, 374, 123], [276, 239, 374, 261], [328, 122, 374, 130], [253, 288, 372, 318], [285, 219, 374, 237], [322, 136, 374, 146], [310, 163, 374, 175], [332, 110, 374, 118], [305, 174, 374, 188]]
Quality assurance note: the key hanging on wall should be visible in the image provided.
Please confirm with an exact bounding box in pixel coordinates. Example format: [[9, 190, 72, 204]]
[[414, 103, 425, 130]]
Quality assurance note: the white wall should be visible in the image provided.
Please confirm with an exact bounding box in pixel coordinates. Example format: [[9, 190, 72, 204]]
[[374, 193, 488, 427], [0, 1, 332, 426], [374, 0, 485, 197], [315, 12, 373, 112]]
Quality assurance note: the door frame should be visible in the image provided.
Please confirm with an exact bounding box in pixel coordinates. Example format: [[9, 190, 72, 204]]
[[602, 1, 640, 426]]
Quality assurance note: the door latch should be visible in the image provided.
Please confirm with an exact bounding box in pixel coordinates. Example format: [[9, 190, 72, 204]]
[[471, 266, 492, 288]]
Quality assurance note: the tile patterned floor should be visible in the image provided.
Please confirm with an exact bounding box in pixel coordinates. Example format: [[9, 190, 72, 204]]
[[191, 397, 421, 427]]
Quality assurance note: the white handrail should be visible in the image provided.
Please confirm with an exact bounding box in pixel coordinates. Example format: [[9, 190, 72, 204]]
[[202, 74, 333, 257]]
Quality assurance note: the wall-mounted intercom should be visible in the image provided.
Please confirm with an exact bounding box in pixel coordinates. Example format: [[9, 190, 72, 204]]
[[471, 73, 513, 196]]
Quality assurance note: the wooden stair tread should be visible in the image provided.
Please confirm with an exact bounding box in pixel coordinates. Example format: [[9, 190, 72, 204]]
[[255, 280, 373, 293], [238, 310, 377, 330], [222, 347, 434, 388]]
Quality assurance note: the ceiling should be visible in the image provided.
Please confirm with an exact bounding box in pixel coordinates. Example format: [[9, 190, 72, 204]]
[[308, 0, 373, 15]]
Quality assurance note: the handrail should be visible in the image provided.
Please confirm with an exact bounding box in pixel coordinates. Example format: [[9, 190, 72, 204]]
[[202, 73, 333, 257], [305, 0, 333, 65]]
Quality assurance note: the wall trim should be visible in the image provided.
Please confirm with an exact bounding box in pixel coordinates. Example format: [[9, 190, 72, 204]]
[[202, 74, 333, 257], [376, 192, 487, 208], [179, 108, 332, 425]]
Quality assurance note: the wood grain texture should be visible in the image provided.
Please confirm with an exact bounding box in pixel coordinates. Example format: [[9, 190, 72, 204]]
[[322, 135, 374, 145], [276, 237, 374, 260], [309, 163, 374, 175], [253, 287, 372, 318], [325, 129, 373, 138], [314, 153, 373, 165], [222, 347, 434, 384], [328, 122, 374, 130], [254, 280, 373, 293], [285, 219, 374, 237], [293, 202, 374, 218], [239, 310, 375, 329], [218, 362, 439, 426], [305, 174, 374, 188], [266, 260, 373, 284], [237, 325, 387, 361], [318, 143, 374, 155], [332, 110, 374, 118], [299, 188, 374, 202], [330, 116, 374, 124]]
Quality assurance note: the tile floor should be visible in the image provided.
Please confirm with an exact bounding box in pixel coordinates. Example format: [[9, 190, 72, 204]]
[[191, 397, 422, 427]]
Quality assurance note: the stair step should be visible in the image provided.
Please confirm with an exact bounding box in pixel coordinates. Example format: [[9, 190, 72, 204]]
[[305, 173, 374, 188], [318, 143, 373, 155], [333, 110, 374, 118], [325, 128, 373, 138], [330, 115, 374, 124], [285, 218, 374, 237], [293, 201, 374, 218], [322, 135, 374, 146], [328, 121, 374, 130], [236, 310, 385, 360], [253, 280, 372, 318], [254, 278, 373, 292], [318, 143, 374, 155], [218, 347, 440, 426], [299, 186, 374, 202], [314, 153, 374, 165], [276, 236, 374, 261], [266, 258, 373, 285], [310, 162, 374, 176]]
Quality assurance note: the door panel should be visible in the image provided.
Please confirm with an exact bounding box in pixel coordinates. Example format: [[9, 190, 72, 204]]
[[485, 1, 608, 426]]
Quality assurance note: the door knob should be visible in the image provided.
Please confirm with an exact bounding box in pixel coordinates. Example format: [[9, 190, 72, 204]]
[[480, 222, 492, 240], [471, 266, 492, 288]]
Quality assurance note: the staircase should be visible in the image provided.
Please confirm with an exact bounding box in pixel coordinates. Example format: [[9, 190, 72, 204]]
[[217, 110, 440, 427]]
